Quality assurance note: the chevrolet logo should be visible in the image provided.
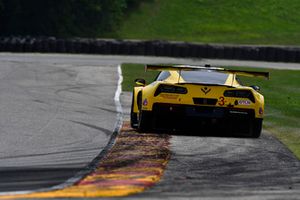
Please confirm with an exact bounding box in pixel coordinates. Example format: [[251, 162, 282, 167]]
[[201, 87, 211, 95]]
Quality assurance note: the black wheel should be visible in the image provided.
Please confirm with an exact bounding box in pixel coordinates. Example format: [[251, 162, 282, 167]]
[[130, 112, 138, 128], [130, 91, 138, 128], [138, 110, 152, 132], [250, 118, 262, 138]]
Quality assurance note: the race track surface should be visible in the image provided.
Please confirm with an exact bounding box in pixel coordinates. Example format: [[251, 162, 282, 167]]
[[136, 133, 300, 199], [0, 53, 299, 199], [0, 54, 118, 192]]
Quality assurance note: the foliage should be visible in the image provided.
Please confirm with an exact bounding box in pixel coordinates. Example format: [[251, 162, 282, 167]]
[[0, 0, 141, 37]]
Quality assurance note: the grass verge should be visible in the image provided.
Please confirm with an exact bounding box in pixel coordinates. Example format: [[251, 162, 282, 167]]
[[112, 0, 300, 45], [121, 63, 159, 91], [121, 63, 300, 159]]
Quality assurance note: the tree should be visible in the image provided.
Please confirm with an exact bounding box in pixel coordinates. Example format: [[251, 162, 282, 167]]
[[0, 0, 145, 37]]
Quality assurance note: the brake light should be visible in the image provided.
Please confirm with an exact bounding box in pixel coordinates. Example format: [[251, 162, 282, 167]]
[[224, 90, 255, 103], [154, 84, 187, 96]]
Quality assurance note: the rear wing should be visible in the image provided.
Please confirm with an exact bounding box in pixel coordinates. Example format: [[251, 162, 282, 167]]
[[145, 64, 270, 79]]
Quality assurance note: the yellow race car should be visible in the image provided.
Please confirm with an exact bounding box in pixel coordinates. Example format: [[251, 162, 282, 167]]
[[130, 64, 269, 138]]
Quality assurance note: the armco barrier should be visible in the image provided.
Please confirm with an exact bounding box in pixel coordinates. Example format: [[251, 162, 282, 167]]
[[1, 37, 300, 62]]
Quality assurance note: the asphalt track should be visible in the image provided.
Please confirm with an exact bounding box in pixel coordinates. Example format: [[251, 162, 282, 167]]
[[0, 53, 299, 199], [0, 53, 119, 192]]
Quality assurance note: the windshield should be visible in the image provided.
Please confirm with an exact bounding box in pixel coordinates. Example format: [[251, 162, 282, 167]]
[[180, 70, 228, 84]]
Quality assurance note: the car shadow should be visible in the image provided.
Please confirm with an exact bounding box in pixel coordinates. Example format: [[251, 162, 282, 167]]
[[141, 124, 253, 138]]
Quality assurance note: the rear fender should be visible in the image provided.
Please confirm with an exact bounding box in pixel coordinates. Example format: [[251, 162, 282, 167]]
[[252, 90, 265, 118]]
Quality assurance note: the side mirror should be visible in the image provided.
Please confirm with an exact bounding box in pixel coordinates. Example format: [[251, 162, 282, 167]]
[[250, 85, 260, 92], [135, 78, 146, 86]]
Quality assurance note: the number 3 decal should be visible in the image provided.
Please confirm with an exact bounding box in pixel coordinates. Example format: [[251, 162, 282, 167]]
[[218, 96, 225, 106]]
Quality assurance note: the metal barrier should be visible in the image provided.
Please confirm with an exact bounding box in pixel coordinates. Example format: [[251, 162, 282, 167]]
[[1, 37, 300, 62]]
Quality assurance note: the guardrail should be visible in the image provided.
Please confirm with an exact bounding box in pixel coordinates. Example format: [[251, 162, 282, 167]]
[[1, 37, 300, 62]]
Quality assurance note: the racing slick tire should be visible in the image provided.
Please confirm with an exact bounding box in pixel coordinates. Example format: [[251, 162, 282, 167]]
[[137, 111, 152, 133], [130, 91, 138, 128], [250, 118, 263, 138]]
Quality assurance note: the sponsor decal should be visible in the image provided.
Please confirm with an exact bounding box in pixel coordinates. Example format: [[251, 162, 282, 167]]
[[238, 100, 251, 105], [143, 99, 148, 106], [201, 87, 211, 95], [160, 94, 179, 99]]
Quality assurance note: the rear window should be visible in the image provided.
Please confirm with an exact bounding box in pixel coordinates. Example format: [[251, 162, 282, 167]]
[[156, 71, 171, 81], [180, 71, 228, 84]]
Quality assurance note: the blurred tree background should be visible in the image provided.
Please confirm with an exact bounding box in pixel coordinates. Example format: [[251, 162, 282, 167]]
[[0, 0, 143, 37]]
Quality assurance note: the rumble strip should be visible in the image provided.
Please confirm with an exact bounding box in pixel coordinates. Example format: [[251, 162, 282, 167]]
[[0, 122, 170, 199]]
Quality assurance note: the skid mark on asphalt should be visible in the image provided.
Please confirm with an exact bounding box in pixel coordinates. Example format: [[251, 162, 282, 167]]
[[0, 122, 170, 198]]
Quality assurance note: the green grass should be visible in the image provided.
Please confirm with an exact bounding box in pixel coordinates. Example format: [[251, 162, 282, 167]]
[[110, 0, 300, 45], [121, 63, 300, 159]]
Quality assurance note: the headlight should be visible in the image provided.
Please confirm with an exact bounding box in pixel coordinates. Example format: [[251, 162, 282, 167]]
[[224, 90, 255, 103], [154, 84, 187, 96]]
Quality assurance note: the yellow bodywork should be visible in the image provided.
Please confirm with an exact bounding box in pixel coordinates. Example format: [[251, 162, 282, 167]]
[[133, 70, 265, 119]]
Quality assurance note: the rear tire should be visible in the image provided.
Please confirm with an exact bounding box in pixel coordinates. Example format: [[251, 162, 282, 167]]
[[130, 91, 138, 128], [131, 112, 138, 128], [138, 111, 152, 132], [250, 118, 263, 138]]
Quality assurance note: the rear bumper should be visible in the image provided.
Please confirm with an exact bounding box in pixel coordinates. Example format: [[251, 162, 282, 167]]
[[148, 103, 258, 133], [152, 103, 255, 119]]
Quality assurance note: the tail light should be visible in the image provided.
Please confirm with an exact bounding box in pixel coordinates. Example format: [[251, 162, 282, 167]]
[[154, 84, 187, 96], [224, 90, 255, 103]]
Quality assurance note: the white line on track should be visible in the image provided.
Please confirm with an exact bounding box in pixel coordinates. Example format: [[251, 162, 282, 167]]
[[114, 64, 124, 133]]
